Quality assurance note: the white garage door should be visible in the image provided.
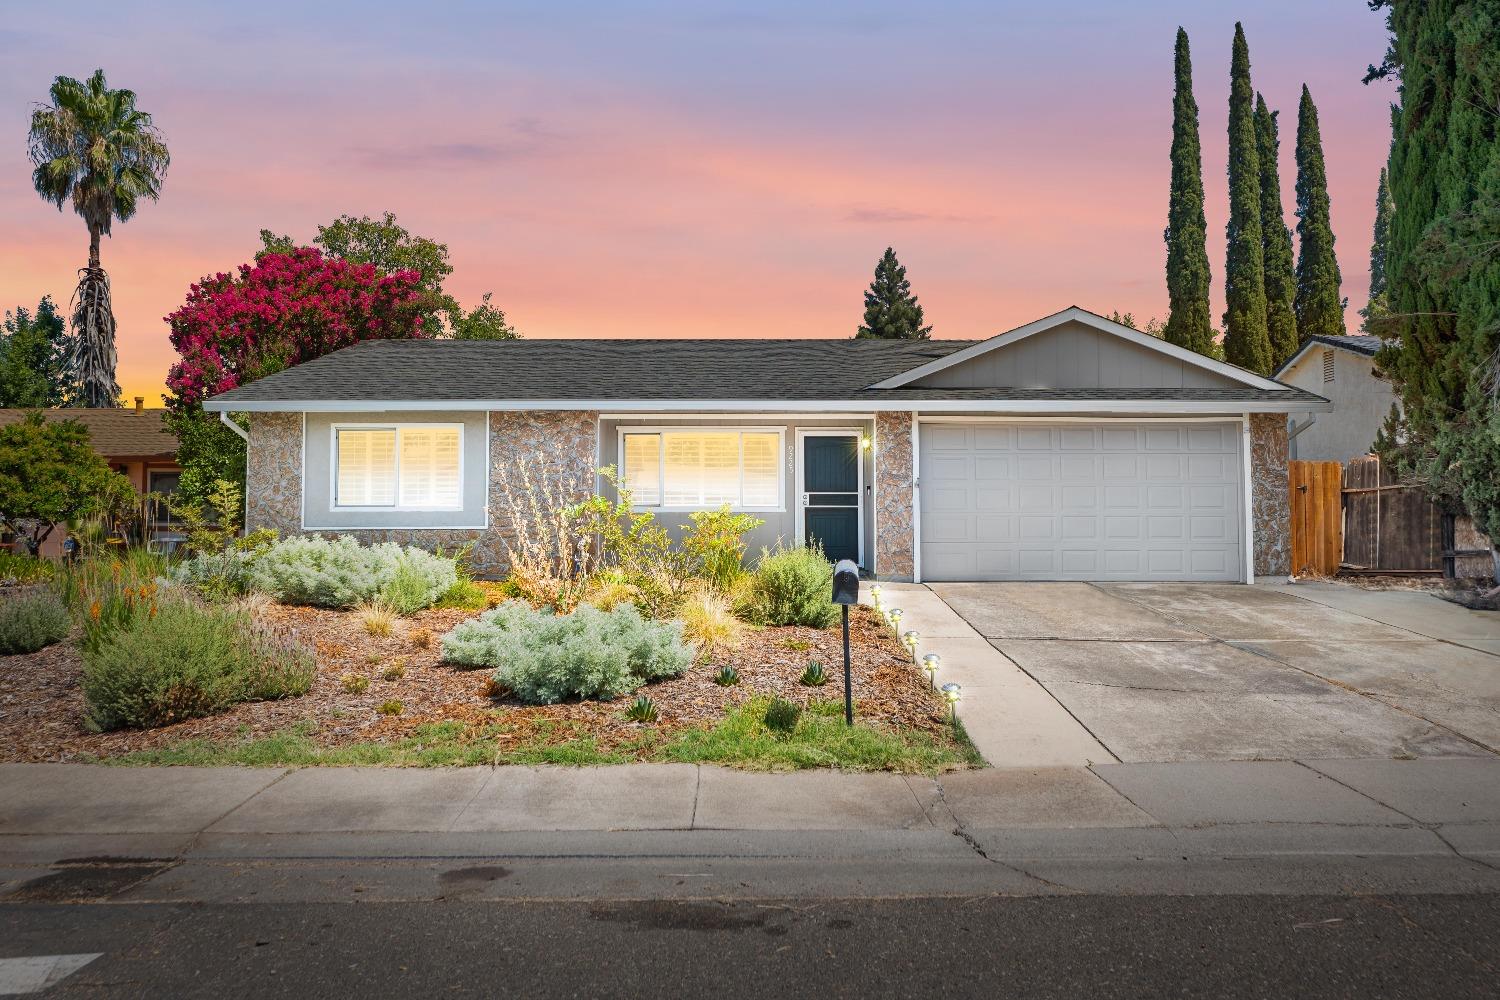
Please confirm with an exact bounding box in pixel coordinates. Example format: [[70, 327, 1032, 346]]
[[918, 421, 1244, 582]]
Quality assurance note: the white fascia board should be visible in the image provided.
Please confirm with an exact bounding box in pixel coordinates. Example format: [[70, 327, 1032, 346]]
[[206, 396, 1331, 415], [868, 306, 1289, 393]]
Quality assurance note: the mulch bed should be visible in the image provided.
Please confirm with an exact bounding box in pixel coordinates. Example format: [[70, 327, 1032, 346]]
[[0, 599, 951, 763]]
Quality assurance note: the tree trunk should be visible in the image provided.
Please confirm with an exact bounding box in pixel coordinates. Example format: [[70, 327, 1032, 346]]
[[88, 225, 101, 270]]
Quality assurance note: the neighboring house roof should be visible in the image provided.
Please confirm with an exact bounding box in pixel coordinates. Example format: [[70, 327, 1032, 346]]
[[0, 408, 179, 459], [1273, 334, 1384, 378], [205, 306, 1331, 414]]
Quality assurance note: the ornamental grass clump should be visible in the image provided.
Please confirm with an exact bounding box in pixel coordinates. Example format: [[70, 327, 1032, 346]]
[[440, 600, 693, 704], [246, 535, 457, 611], [0, 589, 70, 654], [739, 545, 837, 628], [81, 598, 314, 731]]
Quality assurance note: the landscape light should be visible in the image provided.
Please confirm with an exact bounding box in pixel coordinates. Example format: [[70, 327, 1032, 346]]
[[921, 653, 941, 686], [941, 682, 963, 723], [902, 630, 920, 655], [888, 608, 904, 629]]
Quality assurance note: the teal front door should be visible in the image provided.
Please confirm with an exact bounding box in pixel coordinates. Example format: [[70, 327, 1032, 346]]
[[799, 433, 861, 565]]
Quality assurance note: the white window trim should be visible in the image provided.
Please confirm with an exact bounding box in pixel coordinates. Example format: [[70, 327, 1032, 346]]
[[330, 422, 466, 512], [616, 426, 787, 513]]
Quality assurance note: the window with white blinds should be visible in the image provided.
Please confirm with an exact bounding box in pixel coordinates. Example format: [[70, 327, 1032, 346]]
[[620, 430, 783, 510], [335, 425, 462, 509]]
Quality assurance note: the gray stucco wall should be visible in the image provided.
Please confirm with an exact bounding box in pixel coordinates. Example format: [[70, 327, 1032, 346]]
[[1281, 348, 1395, 462], [599, 416, 876, 570], [914, 319, 1242, 390]]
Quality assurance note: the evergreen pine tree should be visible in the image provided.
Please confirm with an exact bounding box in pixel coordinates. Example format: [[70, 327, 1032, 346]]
[[1360, 167, 1393, 332], [1222, 23, 1272, 375], [1255, 93, 1299, 368], [1163, 27, 1214, 356], [1293, 85, 1346, 339], [855, 248, 932, 340]]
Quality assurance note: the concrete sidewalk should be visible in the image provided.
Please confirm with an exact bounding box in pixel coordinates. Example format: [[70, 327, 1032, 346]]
[[3, 758, 1498, 898]]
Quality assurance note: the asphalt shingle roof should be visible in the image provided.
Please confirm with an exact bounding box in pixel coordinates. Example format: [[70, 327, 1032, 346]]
[[0, 408, 178, 458], [205, 337, 1323, 407], [1305, 334, 1382, 357]]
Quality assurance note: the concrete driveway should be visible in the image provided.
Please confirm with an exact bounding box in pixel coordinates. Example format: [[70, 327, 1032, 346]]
[[929, 581, 1500, 764]]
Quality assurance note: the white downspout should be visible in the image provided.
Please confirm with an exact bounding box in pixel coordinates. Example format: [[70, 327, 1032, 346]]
[[218, 411, 250, 443], [1287, 412, 1317, 462]]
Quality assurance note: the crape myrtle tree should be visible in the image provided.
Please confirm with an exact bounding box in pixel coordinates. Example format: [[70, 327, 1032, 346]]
[[856, 248, 932, 339], [1162, 27, 1215, 357], [1255, 94, 1300, 369], [261, 213, 519, 340], [27, 70, 169, 407], [1222, 24, 1273, 375], [164, 248, 432, 503], [1293, 85, 1346, 340]]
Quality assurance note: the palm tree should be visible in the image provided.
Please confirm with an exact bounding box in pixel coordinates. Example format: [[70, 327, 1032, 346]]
[[27, 69, 169, 407]]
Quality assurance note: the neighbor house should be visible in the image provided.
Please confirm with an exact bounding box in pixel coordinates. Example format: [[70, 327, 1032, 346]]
[[0, 399, 183, 557], [204, 307, 1330, 583], [1274, 335, 1394, 463]]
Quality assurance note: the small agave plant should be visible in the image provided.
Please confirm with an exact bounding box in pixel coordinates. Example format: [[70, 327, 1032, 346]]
[[624, 694, 658, 723], [712, 665, 741, 686], [799, 660, 829, 687]]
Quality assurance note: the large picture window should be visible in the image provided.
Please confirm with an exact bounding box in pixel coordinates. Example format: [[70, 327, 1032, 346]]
[[620, 429, 783, 510], [334, 424, 462, 509]]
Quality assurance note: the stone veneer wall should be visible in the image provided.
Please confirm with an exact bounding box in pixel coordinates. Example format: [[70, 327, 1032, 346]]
[[1250, 412, 1290, 578], [873, 411, 915, 581], [245, 410, 599, 578]]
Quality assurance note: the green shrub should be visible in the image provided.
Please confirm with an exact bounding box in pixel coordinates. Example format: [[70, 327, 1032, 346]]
[[712, 665, 740, 686], [246, 535, 458, 611], [59, 554, 169, 653], [433, 578, 489, 611], [682, 505, 764, 591], [377, 699, 403, 716], [740, 545, 837, 628], [341, 673, 371, 694], [82, 599, 315, 730], [0, 552, 54, 587], [763, 697, 802, 735], [439, 600, 694, 704], [0, 589, 70, 654]]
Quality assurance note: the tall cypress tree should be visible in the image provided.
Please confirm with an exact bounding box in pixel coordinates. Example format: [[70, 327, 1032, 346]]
[[855, 248, 932, 340], [1360, 166, 1393, 331], [1163, 27, 1214, 356], [1223, 23, 1272, 374], [1255, 93, 1299, 368], [1293, 85, 1346, 339]]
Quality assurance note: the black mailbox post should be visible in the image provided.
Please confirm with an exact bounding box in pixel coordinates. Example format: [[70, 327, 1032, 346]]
[[832, 559, 860, 725]]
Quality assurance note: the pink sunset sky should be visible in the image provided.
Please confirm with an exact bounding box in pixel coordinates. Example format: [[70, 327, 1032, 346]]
[[0, 2, 1395, 405]]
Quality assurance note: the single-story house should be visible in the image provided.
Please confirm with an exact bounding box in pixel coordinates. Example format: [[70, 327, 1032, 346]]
[[1274, 335, 1393, 463], [204, 307, 1331, 583], [0, 399, 183, 557]]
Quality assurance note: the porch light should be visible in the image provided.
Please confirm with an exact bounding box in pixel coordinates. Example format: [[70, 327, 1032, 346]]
[[921, 653, 941, 686], [902, 630, 920, 656], [860, 435, 872, 450]]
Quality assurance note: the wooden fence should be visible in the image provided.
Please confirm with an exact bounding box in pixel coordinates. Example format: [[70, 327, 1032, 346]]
[[1288, 460, 1343, 576], [1340, 455, 1445, 575]]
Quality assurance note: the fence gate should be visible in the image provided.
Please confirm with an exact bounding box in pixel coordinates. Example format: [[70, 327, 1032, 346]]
[[1288, 460, 1342, 576]]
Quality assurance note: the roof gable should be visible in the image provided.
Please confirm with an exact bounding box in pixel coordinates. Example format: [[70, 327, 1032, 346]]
[[1273, 335, 1383, 379], [870, 306, 1286, 392]]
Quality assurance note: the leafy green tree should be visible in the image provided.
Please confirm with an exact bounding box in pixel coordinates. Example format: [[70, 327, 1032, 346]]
[[1361, 167, 1394, 332], [0, 412, 133, 554], [1, 297, 76, 407], [855, 248, 931, 340], [1222, 24, 1272, 375], [260, 212, 518, 339], [27, 69, 170, 407], [1163, 27, 1215, 357], [1293, 85, 1346, 339], [1255, 94, 1299, 369]]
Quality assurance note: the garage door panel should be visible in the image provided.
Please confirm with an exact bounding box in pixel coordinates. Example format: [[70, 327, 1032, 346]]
[[918, 421, 1243, 582]]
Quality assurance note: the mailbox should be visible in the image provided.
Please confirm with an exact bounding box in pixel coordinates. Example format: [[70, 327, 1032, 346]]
[[832, 559, 860, 605]]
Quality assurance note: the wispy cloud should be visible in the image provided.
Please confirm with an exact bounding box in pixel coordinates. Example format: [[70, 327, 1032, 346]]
[[346, 119, 563, 170], [843, 206, 990, 225]]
